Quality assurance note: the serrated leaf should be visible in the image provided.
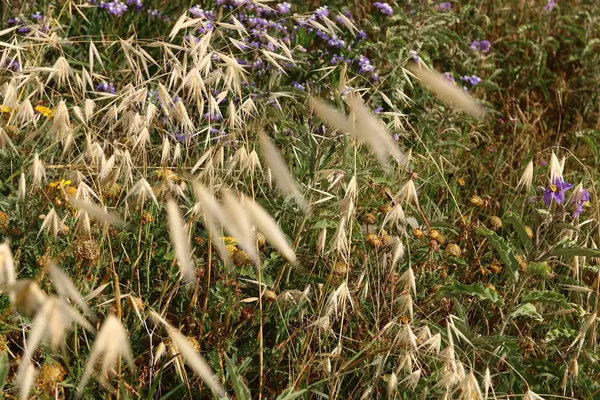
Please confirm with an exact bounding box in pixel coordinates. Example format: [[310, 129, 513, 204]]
[[521, 291, 571, 309], [545, 328, 578, 343], [504, 212, 532, 248], [477, 227, 520, 279], [509, 303, 543, 321], [225, 355, 251, 400], [436, 282, 503, 305], [550, 247, 600, 258]]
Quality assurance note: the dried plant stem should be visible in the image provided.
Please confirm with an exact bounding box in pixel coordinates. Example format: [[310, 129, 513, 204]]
[[198, 231, 213, 342], [257, 258, 265, 400]]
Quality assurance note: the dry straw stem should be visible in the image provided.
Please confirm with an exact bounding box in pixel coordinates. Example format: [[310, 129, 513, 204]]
[[407, 63, 485, 120], [258, 131, 308, 212], [17, 362, 37, 400], [151, 311, 227, 399], [166, 199, 196, 284]]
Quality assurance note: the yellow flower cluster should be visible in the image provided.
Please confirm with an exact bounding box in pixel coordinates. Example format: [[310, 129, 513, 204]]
[[156, 168, 180, 182], [48, 179, 72, 189], [0, 105, 11, 113], [35, 105, 54, 118]]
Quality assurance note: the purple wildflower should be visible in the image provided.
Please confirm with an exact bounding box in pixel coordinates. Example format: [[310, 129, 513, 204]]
[[392, 133, 399, 142], [1, 58, 20, 72], [276, 2, 291, 14], [572, 188, 590, 218], [126, 0, 143, 11], [32, 12, 43, 20], [356, 55, 375, 74], [96, 82, 116, 94], [313, 6, 329, 19], [148, 9, 161, 18], [543, 178, 573, 206], [438, 2, 452, 10], [327, 37, 345, 48], [373, 2, 393, 16], [469, 40, 491, 53], [292, 82, 306, 90], [374, 107, 384, 114], [100, 1, 128, 16], [409, 50, 419, 63], [442, 72, 455, 83], [461, 75, 482, 86], [544, 0, 557, 11], [357, 30, 367, 40]]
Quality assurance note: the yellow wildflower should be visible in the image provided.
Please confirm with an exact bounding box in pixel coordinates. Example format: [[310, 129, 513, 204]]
[[0, 105, 11, 113], [35, 105, 54, 118]]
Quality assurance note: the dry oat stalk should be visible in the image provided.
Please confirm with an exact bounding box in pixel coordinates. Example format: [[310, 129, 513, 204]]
[[166, 199, 196, 284]]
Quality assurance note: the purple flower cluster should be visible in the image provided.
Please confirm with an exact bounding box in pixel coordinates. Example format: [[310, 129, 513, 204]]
[[461, 75, 482, 86], [1, 58, 20, 72], [96, 82, 116, 94], [469, 39, 491, 53], [544, 0, 557, 11], [100, 1, 128, 16], [356, 55, 375, 74], [373, 2, 394, 16], [125, 0, 143, 11], [442, 72, 455, 83], [438, 2, 452, 10]]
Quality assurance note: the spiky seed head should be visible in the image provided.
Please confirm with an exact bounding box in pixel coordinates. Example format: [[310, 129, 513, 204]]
[[517, 160, 534, 191]]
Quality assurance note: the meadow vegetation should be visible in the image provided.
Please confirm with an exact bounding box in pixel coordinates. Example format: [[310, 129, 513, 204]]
[[0, 0, 600, 399]]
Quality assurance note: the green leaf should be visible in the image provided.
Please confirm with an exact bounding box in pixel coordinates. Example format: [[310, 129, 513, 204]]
[[550, 247, 600, 258], [477, 227, 520, 279], [436, 282, 503, 305], [504, 212, 532, 248], [545, 328, 578, 343], [509, 303, 543, 321], [521, 291, 571, 309], [0, 352, 8, 392], [225, 355, 251, 400], [276, 388, 308, 400]]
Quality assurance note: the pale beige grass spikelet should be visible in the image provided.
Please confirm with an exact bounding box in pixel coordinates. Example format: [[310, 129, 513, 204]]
[[407, 63, 484, 119], [30, 151, 46, 187], [39, 208, 59, 239], [549, 152, 562, 182], [77, 315, 134, 398], [47, 56, 72, 88], [48, 263, 92, 316], [17, 362, 37, 400], [15, 99, 35, 127], [69, 197, 126, 228], [0, 243, 16, 302], [395, 180, 419, 205], [221, 191, 258, 262], [517, 160, 534, 191], [166, 199, 196, 284], [242, 195, 297, 262], [258, 131, 307, 212], [126, 178, 159, 207], [151, 311, 227, 398], [18, 172, 26, 201], [0, 127, 16, 153]]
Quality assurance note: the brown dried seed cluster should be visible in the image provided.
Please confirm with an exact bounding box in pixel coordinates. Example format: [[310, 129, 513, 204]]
[[0, 211, 8, 233], [366, 233, 382, 248], [429, 229, 445, 244], [363, 213, 376, 225], [470, 195, 484, 207], [36, 362, 67, 393], [489, 216, 503, 230], [76, 239, 101, 266], [333, 260, 350, 275], [445, 243, 462, 257], [412, 228, 425, 239]]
